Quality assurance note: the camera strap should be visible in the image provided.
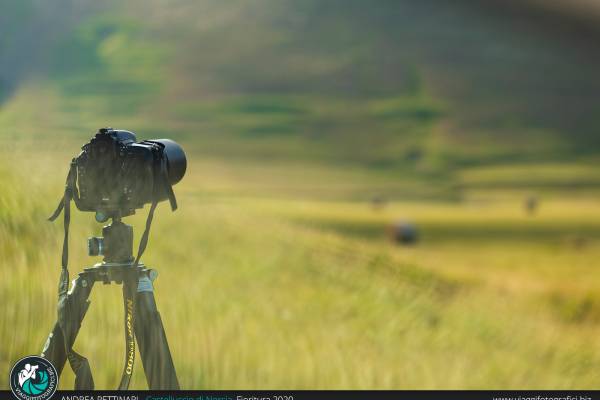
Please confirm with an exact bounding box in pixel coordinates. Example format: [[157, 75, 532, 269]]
[[48, 161, 95, 389], [118, 153, 171, 389], [118, 273, 137, 390]]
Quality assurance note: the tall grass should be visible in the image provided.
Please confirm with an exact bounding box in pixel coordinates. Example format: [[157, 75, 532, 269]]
[[1, 147, 600, 389]]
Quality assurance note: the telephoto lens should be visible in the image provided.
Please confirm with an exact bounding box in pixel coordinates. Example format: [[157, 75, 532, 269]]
[[148, 139, 187, 185]]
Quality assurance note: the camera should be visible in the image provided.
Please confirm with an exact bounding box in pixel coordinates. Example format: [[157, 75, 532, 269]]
[[45, 129, 184, 390], [74, 127, 186, 221]]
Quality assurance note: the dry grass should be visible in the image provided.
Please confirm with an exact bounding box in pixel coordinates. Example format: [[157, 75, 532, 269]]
[[1, 145, 600, 389]]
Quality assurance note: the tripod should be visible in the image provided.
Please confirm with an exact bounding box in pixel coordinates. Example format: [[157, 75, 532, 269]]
[[41, 217, 180, 390]]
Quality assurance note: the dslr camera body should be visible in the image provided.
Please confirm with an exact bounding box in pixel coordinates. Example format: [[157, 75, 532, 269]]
[[74, 128, 186, 221]]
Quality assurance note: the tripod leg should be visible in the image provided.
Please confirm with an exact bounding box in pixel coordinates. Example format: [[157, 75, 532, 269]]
[[134, 275, 180, 389], [41, 272, 94, 377]]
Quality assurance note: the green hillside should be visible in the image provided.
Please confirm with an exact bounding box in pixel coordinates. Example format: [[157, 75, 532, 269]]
[[2, 0, 599, 178]]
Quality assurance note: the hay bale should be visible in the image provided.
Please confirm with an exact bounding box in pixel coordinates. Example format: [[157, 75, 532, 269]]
[[390, 220, 418, 245], [525, 195, 539, 215], [370, 195, 387, 211], [563, 234, 589, 250]]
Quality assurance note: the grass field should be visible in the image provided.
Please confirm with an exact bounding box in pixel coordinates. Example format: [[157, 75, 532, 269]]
[[1, 139, 600, 389]]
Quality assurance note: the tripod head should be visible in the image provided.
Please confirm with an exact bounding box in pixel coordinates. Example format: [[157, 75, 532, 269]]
[[88, 217, 134, 264], [85, 217, 159, 285]]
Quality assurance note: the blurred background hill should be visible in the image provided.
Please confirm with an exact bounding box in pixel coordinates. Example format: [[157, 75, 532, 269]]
[[2, 0, 600, 190], [1, 0, 600, 389]]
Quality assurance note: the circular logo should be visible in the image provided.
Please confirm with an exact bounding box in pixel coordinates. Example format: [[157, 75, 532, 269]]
[[9, 356, 58, 400]]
